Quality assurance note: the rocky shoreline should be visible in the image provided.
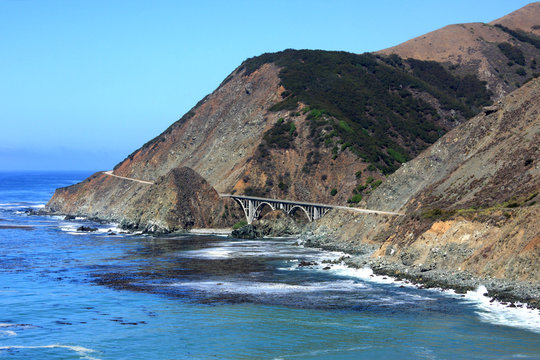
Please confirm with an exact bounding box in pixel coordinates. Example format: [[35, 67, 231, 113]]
[[298, 230, 540, 310], [33, 206, 540, 309]]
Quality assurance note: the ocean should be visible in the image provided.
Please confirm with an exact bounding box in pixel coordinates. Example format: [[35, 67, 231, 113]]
[[0, 171, 539, 359]]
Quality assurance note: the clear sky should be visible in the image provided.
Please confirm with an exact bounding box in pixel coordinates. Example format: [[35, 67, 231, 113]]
[[0, 0, 533, 171]]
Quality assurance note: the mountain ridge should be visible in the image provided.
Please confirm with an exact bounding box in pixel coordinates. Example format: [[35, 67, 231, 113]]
[[378, 2, 540, 98]]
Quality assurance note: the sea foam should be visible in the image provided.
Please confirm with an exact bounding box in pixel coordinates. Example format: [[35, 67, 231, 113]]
[[0, 344, 100, 360], [458, 285, 540, 334]]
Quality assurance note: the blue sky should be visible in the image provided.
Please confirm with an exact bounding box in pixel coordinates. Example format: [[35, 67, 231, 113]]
[[0, 0, 532, 171]]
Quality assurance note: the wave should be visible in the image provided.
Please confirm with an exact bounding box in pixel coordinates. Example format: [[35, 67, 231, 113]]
[[183, 241, 347, 261], [0, 323, 36, 329], [307, 262, 540, 333], [457, 286, 540, 334], [167, 279, 367, 295], [0, 330, 16, 337], [58, 222, 125, 236], [0, 344, 100, 360], [329, 264, 540, 332], [0, 203, 45, 210], [274, 345, 372, 359]]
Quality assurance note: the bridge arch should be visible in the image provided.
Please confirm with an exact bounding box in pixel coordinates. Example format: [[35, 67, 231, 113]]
[[223, 194, 372, 225], [231, 197, 250, 223], [254, 202, 276, 220], [287, 205, 312, 222]]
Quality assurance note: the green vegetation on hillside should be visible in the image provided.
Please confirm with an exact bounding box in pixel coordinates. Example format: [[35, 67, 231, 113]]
[[420, 192, 538, 221], [241, 50, 491, 174], [497, 42, 526, 66], [495, 24, 540, 49], [263, 117, 297, 149]]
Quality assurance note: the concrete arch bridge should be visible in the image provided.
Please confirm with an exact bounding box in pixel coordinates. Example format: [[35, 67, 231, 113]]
[[221, 194, 332, 224], [220, 194, 403, 224]]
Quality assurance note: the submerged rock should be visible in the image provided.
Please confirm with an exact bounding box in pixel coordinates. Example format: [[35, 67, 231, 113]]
[[231, 224, 261, 239], [77, 226, 98, 232]]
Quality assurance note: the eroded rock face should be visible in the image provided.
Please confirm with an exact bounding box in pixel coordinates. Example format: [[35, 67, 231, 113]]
[[45, 167, 242, 233], [120, 167, 239, 233]]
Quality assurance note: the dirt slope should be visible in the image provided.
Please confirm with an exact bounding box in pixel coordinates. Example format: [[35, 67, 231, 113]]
[[378, 3, 540, 98], [491, 2, 540, 35]]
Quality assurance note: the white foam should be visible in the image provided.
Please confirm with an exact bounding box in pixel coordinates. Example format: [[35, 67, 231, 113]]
[[0, 330, 16, 337], [168, 279, 366, 294], [0, 202, 45, 210], [184, 240, 347, 262], [295, 262, 414, 287], [0, 344, 100, 360], [0, 323, 35, 329], [456, 285, 540, 334], [58, 223, 124, 235], [185, 247, 233, 259], [273, 345, 371, 359], [189, 228, 232, 235]]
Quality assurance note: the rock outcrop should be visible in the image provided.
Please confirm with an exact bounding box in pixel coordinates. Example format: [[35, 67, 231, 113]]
[[46, 167, 242, 233], [231, 210, 303, 239]]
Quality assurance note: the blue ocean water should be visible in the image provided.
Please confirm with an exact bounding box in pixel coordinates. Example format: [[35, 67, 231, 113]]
[[0, 171, 539, 360]]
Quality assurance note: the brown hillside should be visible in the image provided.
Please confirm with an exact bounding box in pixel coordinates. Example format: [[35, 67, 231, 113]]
[[308, 76, 540, 283], [490, 2, 540, 36], [378, 3, 540, 99]]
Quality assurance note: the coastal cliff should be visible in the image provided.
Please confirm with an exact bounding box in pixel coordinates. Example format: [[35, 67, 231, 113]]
[[301, 76, 539, 303], [46, 167, 242, 233]]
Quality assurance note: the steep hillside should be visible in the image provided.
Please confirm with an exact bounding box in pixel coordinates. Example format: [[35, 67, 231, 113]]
[[46, 167, 243, 233], [304, 76, 539, 285], [378, 2, 540, 98], [491, 2, 540, 36], [46, 49, 496, 226]]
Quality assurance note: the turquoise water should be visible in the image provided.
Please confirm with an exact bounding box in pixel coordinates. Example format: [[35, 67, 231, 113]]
[[0, 171, 539, 359]]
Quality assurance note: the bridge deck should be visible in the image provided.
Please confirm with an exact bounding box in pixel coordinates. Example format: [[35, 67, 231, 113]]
[[220, 194, 333, 208], [219, 194, 403, 216]]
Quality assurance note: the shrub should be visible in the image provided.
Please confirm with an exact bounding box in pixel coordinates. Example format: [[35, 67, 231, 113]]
[[387, 148, 407, 163], [515, 67, 527, 76], [421, 208, 442, 219], [371, 179, 383, 189], [330, 188, 338, 196], [347, 194, 363, 203], [498, 42, 525, 66], [262, 119, 297, 149], [233, 220, 248, 230], [495, 25, 540, 49], [355, 170, 362, 178], [356, 184, 367, 192]]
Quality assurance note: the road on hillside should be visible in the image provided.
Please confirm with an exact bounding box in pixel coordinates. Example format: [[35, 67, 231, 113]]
[[102, 171, 154, 185]]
